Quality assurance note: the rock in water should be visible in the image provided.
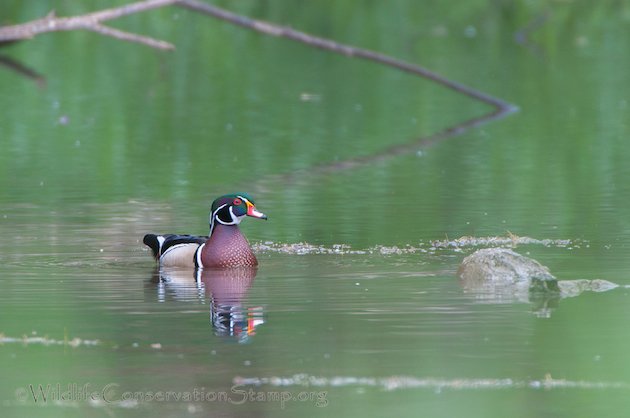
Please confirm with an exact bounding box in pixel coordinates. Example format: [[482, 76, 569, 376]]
[[457, 248, 620, 313], [457, 248, 559, 294]]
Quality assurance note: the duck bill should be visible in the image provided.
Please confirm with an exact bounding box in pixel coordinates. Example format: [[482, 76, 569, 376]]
[[247, 204, 268, 220]]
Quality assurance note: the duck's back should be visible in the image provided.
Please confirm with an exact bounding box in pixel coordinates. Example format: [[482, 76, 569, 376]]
[[143, 234, 206, 268]]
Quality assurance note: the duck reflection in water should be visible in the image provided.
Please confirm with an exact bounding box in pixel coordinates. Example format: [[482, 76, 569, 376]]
[[152, 266, 264, 343]]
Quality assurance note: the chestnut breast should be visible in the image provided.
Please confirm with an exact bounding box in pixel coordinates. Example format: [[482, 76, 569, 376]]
[[200, 224, 258, 268]]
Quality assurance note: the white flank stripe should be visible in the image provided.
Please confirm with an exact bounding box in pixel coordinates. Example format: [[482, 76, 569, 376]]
[[195, 243, 205, 268]]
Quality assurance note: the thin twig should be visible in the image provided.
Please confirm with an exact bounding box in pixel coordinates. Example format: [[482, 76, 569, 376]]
[[86, 23, 174, 50], [0, 0, 176, 49]]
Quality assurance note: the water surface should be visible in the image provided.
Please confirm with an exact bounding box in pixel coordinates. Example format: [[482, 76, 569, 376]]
[[2, 1, 630, 417]]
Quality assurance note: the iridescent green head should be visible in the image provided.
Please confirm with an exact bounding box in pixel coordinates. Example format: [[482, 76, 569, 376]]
[[209, 193, 267, 234]]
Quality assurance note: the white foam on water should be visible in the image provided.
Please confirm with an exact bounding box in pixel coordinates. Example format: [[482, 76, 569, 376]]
[[233, 373, 630, 392], [252, 236, 585, 256], [0, 333, 100, 347]]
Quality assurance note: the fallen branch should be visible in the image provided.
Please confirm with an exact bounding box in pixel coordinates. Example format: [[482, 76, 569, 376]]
[[0, 0, 176, 49]]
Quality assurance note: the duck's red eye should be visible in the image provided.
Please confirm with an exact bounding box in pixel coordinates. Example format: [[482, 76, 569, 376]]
[[233, 198, 242, 206]]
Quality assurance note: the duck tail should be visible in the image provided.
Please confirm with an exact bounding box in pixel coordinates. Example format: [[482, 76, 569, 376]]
[[143, 234, 165, 260]]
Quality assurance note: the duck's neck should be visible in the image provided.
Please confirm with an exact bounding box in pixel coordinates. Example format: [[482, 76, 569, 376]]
[[209, 212, 242, 237], [201, 223, 257, 268]]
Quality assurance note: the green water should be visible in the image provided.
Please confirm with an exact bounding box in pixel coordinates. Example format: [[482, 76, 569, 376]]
[[2, 1, 630, 417]]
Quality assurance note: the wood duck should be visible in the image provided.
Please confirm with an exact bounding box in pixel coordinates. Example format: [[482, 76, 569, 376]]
[[143, 193, 267, 268]]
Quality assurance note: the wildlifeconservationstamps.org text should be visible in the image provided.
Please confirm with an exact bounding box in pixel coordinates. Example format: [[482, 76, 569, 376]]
[[14, 383, 328, 409]]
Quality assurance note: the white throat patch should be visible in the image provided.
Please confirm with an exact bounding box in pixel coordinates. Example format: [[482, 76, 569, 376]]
[[209, 203, 244, 236]]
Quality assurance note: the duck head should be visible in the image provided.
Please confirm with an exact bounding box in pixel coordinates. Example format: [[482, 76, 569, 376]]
[[209, 193, 267, 234]]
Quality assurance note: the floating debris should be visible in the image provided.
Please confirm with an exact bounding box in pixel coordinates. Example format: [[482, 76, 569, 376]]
[[0, 333, 175, 351], [234, 373, 630, 392], [368, 245, 428, 255], [431, 234, 581, 249], [299, 92, 322, 102], [252, 242, 365, 255], [0, 333, 99, 347], [252, 241, 432, 255], [252, 235, 580, 257]]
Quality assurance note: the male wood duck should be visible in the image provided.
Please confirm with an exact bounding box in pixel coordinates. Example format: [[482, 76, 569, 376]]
[[143, 193, 267, 268]]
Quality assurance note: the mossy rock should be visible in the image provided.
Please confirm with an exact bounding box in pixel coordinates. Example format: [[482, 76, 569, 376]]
[[457, 248, 558, 293]]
